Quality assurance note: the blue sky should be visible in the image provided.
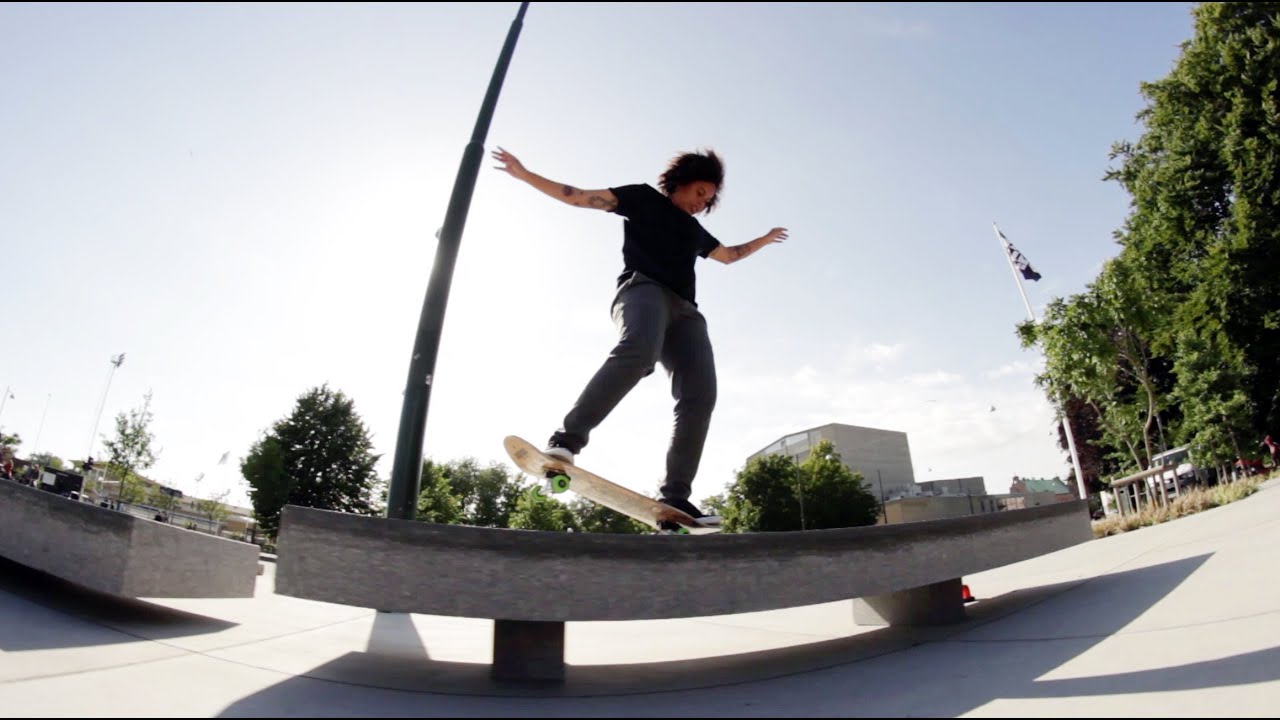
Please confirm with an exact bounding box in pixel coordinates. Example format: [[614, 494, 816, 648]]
[[1, 2, 1197, 509]]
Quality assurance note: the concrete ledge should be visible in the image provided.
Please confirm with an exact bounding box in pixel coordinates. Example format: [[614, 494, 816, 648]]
[[492, 620, 565, 682], [0, 480, 260, 598], [852, 578, 966, 626], [275, 500, 1092, 621]]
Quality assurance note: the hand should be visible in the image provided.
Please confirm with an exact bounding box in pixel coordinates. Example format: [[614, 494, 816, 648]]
[[762, 227, 788, 245], [491, 146, 530, 181]]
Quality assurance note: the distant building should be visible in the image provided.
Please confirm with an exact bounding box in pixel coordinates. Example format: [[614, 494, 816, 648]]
[[1009, 476, 1076, 503], [749, 422, 1075, 525], [748, 423, 917, 503]]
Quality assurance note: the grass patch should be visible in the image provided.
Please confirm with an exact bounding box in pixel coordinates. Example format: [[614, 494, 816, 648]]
[[1092, 475, 1265, 538]]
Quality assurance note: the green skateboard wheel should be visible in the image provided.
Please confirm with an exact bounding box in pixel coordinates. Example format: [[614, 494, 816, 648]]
[[546, 473, 570, 494]]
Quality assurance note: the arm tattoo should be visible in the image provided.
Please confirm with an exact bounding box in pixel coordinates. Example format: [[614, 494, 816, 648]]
[[561, 185, 576, 197], [588, 194, 619, 211]]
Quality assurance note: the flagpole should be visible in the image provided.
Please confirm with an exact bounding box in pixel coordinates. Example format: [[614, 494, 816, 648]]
[[994, 222, 1036, 320], [992, 222, 1088, 502]]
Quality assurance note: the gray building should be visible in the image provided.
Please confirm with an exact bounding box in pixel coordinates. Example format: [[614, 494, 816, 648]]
[[747, 423, 918, 502], [916, 476, 987, 497]]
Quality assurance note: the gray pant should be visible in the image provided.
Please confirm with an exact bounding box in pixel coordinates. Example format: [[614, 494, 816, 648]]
[[549, 272, 717, 504]]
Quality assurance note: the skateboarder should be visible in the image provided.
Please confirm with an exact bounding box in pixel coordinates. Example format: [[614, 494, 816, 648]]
[[492, 146, 787, 530]]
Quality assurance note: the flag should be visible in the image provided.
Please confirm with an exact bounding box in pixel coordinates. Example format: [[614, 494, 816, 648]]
[[997, 226, 1041, 281]]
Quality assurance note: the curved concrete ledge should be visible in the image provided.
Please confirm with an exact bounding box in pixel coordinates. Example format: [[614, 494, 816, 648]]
[[0, 480, 260, 598], [275, 500, 1092, 622]]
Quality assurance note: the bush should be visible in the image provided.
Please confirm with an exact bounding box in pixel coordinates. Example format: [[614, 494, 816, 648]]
[[1092, 475, 1263, 537]]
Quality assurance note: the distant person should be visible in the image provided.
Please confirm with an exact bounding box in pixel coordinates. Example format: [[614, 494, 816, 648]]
[[1262, 435, 1278, 469]]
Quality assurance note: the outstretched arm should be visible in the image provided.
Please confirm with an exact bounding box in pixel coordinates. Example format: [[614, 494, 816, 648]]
[[492, 147, 618, 212], [709, 227, 788, 265]]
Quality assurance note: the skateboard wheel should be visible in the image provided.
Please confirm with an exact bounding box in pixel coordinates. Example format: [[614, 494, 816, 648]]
[[547, 473, 570, 494]]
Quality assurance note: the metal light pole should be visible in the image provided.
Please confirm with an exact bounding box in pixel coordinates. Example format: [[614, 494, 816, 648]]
[[0, 386, 13, 427], [87, 353, 125, 463], [33, 393, 51, 455], [385, 2, 530, 521]]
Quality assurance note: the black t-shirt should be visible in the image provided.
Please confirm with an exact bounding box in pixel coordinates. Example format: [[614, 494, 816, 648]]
[[609, 183, 721, 305]]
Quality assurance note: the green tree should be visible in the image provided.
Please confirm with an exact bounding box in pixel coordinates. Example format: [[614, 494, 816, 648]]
[[509, 487, 579, 531], [722, 441, 881, 532], [438, 458, 522, 527], [1105, 1, 1280, 449], [796, 441, 881, 529], [1019, 257, 1168, 472], [0, 432, 20, 454], [567, 496, 647, 534], [29, 452, 63, 470], [415, 459, 464, 524], [240, 385, 381, 539], [196, 489, 233, 533], [723, 452, 803, 532], [241, 435, 288, 536], [1170, 324, 1255, 467], [1055, 397, 1116, 496], [147, 484, 182, 517], [101, 391, 158, 505]]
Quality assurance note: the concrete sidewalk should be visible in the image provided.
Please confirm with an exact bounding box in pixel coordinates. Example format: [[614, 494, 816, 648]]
[[2, 479, 1278, 717]]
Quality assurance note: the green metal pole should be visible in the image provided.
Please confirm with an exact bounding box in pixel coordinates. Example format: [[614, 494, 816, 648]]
[[386, 2, 530, 521]]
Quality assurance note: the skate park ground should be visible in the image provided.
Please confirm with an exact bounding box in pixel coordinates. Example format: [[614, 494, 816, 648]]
[[2, 478, 1278, 717]]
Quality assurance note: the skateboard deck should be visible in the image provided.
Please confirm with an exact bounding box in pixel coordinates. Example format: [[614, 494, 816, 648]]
[[503, 435, 720, 535]]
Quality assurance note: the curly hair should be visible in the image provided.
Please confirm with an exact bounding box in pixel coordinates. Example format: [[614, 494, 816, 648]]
[[658, 149, 724, 212]]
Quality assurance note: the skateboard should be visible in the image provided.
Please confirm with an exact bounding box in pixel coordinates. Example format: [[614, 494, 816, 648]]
[[503, 435, 721, 535]]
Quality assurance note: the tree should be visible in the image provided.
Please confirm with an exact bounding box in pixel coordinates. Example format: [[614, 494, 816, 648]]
[[718, 441, 880, 532], [796, 441, 881, 529], [1018, 256, 1168, 473], [567, 496, 647, 534], [147, 484, 182, 517], [0, 432, 20, 454], [415, 459, 463, 525], [101, 391, 158, 505], [1055, 397, 1115, 497], [702, 492, 728, 520], [240, 385, 381, 539], [196, 489, 232, 533], [1170, 323, 1255, 466], [241, 435, 288, 537], [723, 452, 803, 532], [29, 452, 63, 470], [1105, 1, 1280, 450], [437, 458, 523, 527], [509, 487, 579, 531]]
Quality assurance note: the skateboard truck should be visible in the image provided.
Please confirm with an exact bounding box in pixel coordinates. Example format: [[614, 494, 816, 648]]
[[543, 469, 571, 495]]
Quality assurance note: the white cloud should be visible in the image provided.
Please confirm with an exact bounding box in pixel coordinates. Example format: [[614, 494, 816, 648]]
[[840, 340, 907, 374], [864, 343, 904, 362], [985, 359, 1043, 380], [905, 370, 964, 388]]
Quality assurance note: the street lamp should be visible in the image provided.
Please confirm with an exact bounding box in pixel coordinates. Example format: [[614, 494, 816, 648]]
[[86, 353, 125, 464], [385, 3, 530, 520], [0, 386, 14, 427], [33, 393, 51, 455]]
